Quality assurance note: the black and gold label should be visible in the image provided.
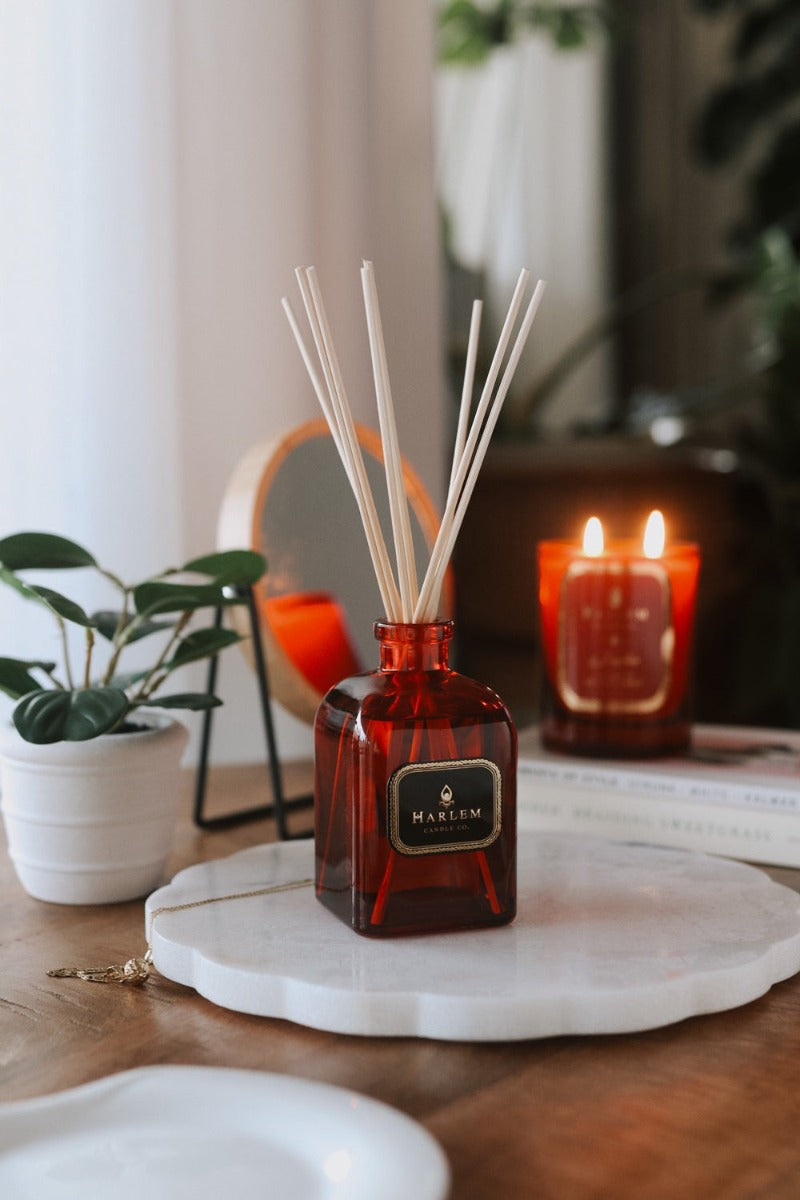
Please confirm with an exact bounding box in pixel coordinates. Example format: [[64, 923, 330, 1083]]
[[387, 758, 502, 856], [558, 560, 674, 715]]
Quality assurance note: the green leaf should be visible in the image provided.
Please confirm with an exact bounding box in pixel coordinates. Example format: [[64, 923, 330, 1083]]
[[134, 692, 223, 711], [91, 610, 175, 644], [30, 586, 94, 628], [133, 580, 230, 616], [129, 616, 177, 642], [437, 0, 498, 64], [181, 549, 266, 586], [91, 610, 123, 642], [0, 657, 56, 700], [108, 670, 147, 690], [0, 566, 51, 605], [436, 0, 610, 63], [554, 12, 587, 49], [13, 690, 67, 743], [0, 532, 96, 570], [13, 687, 130, 743], [0, 568, 94, 627], [169, 627, 243, 670]]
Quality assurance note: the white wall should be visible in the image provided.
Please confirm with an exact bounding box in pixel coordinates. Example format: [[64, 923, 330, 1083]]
[[0, 0, 446, 763]]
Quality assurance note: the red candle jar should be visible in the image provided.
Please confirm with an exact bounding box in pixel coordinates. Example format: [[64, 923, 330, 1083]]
[[537, 514, 700, 756]]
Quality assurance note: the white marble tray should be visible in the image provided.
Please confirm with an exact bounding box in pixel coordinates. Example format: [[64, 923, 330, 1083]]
[[145, 832, 800, 1041]]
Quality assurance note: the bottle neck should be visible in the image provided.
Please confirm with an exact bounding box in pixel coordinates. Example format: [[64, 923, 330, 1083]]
[[374, 621, 453, 672]]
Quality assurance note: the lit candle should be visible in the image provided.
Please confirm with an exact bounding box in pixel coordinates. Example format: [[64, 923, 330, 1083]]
[[537, 514, 700, 756], [643, 509, 665, 559]]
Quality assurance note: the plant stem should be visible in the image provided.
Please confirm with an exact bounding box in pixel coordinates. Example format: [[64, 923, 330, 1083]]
[[101, 589, 133, 686], [83, 628, 94, 689], [58, 616, 75, 690], [130, 610, 193, 701], [96, 567, 128, 593], [135, 669, 170, 701]]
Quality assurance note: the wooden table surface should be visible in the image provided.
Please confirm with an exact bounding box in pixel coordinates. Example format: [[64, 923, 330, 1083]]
[[4, 763, 800, 1199]]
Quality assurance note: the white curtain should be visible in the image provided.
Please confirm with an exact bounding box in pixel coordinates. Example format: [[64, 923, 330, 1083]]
[[0, 0, 445, 762]]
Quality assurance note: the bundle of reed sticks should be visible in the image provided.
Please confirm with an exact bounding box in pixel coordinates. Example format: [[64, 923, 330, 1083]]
[[282, 263, 545, 625]]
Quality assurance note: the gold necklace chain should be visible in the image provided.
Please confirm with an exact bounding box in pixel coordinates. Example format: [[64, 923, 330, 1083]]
[[47, 877, 314, 987]]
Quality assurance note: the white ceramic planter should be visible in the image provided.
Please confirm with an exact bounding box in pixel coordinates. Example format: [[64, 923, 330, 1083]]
[[0, 715, 188, 904]]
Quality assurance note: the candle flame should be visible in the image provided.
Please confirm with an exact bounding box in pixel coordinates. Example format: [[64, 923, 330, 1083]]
[[582, 516, 604, 557], [643, 510, 665, 558]]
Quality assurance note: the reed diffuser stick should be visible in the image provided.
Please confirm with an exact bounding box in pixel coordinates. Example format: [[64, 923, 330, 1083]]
[[284, 263, 545, 631], [360, 261, 419, 620], [303, 267, 402, 619], [434, 269, 529, 544], [448, 299, 482, 502], [290, 269, 400, 619], [415, 279, 546, 622], [414, 269, 535, 621], [281, 298, 349, 469]]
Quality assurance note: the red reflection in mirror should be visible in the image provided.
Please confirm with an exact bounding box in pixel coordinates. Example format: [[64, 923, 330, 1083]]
[[262, 592, 362, 696]]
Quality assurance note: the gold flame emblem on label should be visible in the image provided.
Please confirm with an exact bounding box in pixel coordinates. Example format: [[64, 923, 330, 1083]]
[[440, 784, 454, 808]]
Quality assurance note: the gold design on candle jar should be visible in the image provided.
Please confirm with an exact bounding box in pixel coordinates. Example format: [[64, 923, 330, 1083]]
[[557, 559, 674, 715]]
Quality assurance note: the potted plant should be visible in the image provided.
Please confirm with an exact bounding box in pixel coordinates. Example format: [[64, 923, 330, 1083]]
[[0, 531, 266, 904]]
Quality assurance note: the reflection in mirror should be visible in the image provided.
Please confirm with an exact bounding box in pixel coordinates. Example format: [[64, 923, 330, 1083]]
[[218, 420, 445, 726]]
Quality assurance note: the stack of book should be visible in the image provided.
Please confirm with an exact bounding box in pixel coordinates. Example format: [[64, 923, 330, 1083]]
[[517, 725, 800, 868]]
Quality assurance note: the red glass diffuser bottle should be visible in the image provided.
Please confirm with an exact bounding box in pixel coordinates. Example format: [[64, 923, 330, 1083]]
[[314, 620, 516, 936]]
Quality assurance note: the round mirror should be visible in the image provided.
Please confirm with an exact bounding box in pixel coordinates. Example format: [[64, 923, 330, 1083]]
[[218, 419, 447, 725]]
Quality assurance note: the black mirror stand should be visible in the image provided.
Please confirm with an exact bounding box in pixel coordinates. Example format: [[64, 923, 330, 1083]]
[[192, 586, 313, 840]]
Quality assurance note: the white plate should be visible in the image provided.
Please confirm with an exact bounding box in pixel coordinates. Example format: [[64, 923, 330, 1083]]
[[0, 1066, 450, 1200]]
